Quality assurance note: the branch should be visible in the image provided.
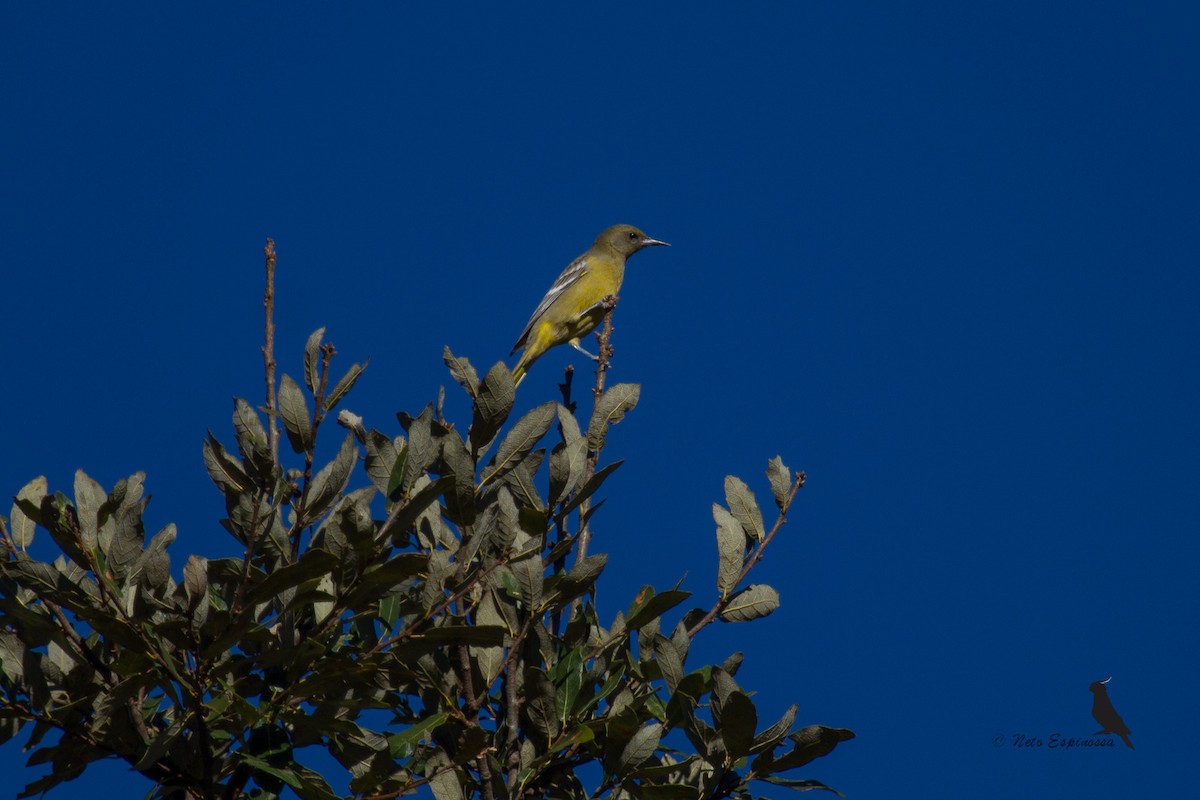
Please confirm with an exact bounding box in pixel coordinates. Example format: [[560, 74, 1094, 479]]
[[0, 694, 186, 792], [288, 343, 336, 557], [227, 491, 268, 620], [262, 239, 279, 468], [503, 615, 535, 793], [358, 760, 462, 800], [687, 471, 806, 638], [570, 295, 618, 620]]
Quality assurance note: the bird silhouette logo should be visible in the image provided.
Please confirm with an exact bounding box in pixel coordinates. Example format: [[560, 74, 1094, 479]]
[[1089, 677, 1133, 749]]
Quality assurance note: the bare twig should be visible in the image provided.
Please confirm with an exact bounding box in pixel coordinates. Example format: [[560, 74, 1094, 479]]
[[557, 363, 576, 414], [452, 637, 497, 800], [687, 471, 806, 638], [262, 239, 279, 467], [503, 615, 535, 793], [568, 297, 618, 621]]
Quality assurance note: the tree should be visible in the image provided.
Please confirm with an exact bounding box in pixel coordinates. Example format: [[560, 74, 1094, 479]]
[[0, 241, 853, 799]]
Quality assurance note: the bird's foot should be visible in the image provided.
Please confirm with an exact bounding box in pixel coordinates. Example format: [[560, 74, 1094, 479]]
[[570, 341, 599, 361]]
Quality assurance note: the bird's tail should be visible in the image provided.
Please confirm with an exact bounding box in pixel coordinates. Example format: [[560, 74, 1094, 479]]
[[1118, 732, 1134, 750], [512, 362, 527, 387]]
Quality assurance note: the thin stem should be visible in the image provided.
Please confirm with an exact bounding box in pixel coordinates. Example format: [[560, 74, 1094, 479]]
[[358, 761, 461, 800], [687, 471, 806, 638], [573, 296, 618, 590], [503, 615, 535, 793], [229, 493, 264, 618], [452, 633, 497, 800], [262, 239, 279, 468], [289, 343, 336, 558], [187, 642, 216, 800]]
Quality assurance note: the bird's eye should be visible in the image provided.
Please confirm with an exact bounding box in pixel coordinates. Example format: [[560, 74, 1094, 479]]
[[628, 231, 638, 240]]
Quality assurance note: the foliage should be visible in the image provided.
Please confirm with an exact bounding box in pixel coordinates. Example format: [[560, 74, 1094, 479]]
[[0, 262, 852, 799]]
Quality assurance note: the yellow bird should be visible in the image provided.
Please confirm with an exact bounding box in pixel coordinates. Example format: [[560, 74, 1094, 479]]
[[510, 224, 669, 385]]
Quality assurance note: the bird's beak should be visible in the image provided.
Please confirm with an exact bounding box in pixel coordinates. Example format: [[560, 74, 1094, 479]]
[[641, 237, 670, 248], [1101, 677, 1112, 685]]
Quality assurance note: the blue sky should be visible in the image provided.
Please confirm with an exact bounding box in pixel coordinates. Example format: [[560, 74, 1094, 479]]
[[3, 3, 1197, 797]]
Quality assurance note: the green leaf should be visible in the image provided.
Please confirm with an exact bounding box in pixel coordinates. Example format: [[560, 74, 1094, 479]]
[[472, 592, 506, 683], [554, 553, 607, 604], [511, 552, 544, 607], [554, 460, 623, 522], [758, 776, 847, 796], [325, 360, 368, 412], [304, 327, 326, 393], [714, 503, 745, 597], [325, 485, 378, 558], [233, 397, 271, 470], [103, 484, 148, 581], [524, 667, 560, 741], [183, 554, 208, 605], [403, 405, 437, 494], [304, 433, 358, 523], [480, 401, 556, 485], [130, 522, 175, 591], [426, 750, 465, 800], [0, 632, 25, 681], [586, 382, 640, 453], [766, 456, 791, 511], [469, 361, 516, 454], [651, 632, 685, 694], [752, 725, 856, 776], [364, 429, 400, 495], [444, 346, 480, 399], [725, 475, 765, 541], [387, 443, 410, 502], [37, 493, 88, 568], [381, 475, 449, 545], [721, 651, 745, 675], [548, 437, 589, 507], [203, 433, 256, 495], [500, 449, 546, 510], [10, 476, 47, 549], [388, 712, 450, 755], [719, 690, 758, 759], [751, 704, 797, 754], [244, 549, 340, 606], [553, 650, 584, 723], [626, 587, 691, 631], [440, 432, 477, 526], [618, 722, 662, 775], [557, 402, 582, 444], [278, 373, 314, 453], [131, 717, 186, 771], [349, 553, 429, 597], [719, 584, 780, 623], [72, 470, 106, 551], [287, 763, 340, 800]]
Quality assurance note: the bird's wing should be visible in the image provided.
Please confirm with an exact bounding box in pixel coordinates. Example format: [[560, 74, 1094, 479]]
[[510, 254, 589, 353]]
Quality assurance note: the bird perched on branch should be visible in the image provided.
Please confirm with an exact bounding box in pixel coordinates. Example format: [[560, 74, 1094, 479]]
[[510, 224, 669, 385]]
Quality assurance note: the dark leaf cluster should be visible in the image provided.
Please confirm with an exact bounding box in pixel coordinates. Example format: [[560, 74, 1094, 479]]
[[0, 329, 852, 800]]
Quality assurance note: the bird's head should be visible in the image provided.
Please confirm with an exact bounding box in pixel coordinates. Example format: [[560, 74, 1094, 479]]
[[597, 224, 670, 258], [1089, 677, 1113, 693]]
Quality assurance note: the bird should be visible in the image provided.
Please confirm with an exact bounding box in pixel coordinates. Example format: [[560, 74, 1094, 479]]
[[510, 224, 669, 385], [1090, 677, 1134, 749]]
